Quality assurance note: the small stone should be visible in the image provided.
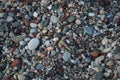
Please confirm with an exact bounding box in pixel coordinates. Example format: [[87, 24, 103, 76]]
[[18, 74, 25, 80], [53, 37, 59, 42], [19, 40, 26, 46], [42, 29, 47, 34], [36, 64, 44, 70], [10, 59, 21, 67], [28, 38, 39, 50], [107, 53, 112, 58], [93, 72, 104, 80], [84, 26, 93, 35], [50, 15, 59, 23], [39, 53, 46, 58], [88, 13, 95, 17], [68, 16, 75, 22], [30, 23, 37, 28], [24, 38, 30, 42], [95, 56, 104, 64], [24, 19, 30, 27], [103, 47, 111, 53], [33, 11, 38, 17], [30, 29, 37, 33], [101, 37, 108, 45], [111, 41, 117, 47], [0, 13, 4, 18], [117, 66, 120, 73], [106, 61, 114, 66], [47, 46, 54, 51], [6, 16, 14, 22], [75, 19, 81, 25], [62, 51, 71, 62], [115, 54, 120, 60], [91, 51, 99, 58]]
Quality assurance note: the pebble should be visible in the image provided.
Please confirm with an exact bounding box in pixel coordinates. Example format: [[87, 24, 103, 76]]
[[93, 72, 104, 80], [84, 26, 93, 35], [19, 40, 26, 46], [95, 56, 104, 64], [75, 19, 81, 25], [30, 23, 37, 28], [101, 37, 108, 45], [10, 59, 21, 67], [28, 38, 39, 50], [18, 74, 25, 80], [6, 16, 14, 22], [0, 13, 4, 18], [50, 15, 59, 24], [62, 51, 71, 62], [117, 66, 120, 73], [36, 64, 44, 70], [91, 51, 99, 58], [33, 11, 38, 17], [68, 16, 75, 22]]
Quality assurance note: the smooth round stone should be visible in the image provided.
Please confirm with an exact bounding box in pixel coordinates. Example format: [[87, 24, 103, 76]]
[[88, 13, 95, 17], [6, 16, 14, 22], [18, 74, 25, 80], [36, 64, 44, 70], [101, 37, 108, 45], [62, 51, 71, 62], [91, 51, 99, 58], [93, 72, 104, 80], [75, 19, 81, 25], [20, 41, 26, 46], [42, 29, 47, 34], [33, 12, 38, 17], [30, 23, 37, 28], [28, 38, 39, 50], [50, 15, 59, 23]]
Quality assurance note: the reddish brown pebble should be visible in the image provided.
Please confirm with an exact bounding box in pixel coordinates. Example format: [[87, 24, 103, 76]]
[[91, 51, 99, 58], [24, 19, 30, 27], [39, 53, 46, 58], [10, 59, 21, 67]]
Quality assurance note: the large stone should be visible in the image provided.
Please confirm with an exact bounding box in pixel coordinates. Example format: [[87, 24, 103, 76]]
[[30, 23, 37, 28], [28, 38, 39, 50]]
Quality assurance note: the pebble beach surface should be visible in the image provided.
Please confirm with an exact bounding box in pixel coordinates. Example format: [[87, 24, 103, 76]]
[[0, 0, 120, 80]]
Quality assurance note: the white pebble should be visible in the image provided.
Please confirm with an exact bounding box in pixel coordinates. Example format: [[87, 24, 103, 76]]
[[33, 12, 38, 17]]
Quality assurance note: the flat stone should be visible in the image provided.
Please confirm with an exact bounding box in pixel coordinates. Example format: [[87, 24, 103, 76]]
[[62, 51, 71, 62], [95, 56, 104, 64], [93, 72, 104, 80], [50, 15, 59, 23], [30, 23, 37, 28], [18, 74, 25, 80], [28, 38, 39, 50], [6, 16, 14, 22]]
